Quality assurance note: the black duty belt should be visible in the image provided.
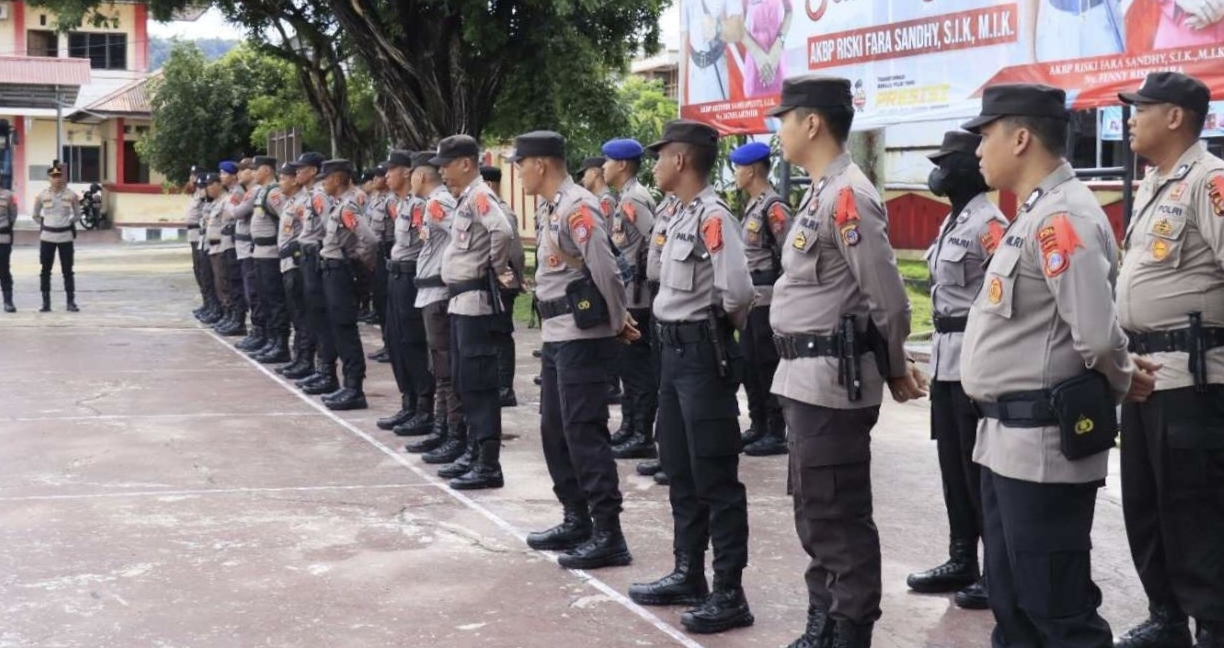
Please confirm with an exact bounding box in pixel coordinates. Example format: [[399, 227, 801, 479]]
[[207, 239, 222, 244], [415, 274, 445, 289], [750, 269, 779, 287], [1127, 327, 1224, 354], [320, 258, 349, 270], [447, 278, 485, 298], [278, 242, 301, 259], [657, 321, 714, 346], [186, 224, 200, 230], [234, 234, 253, 242], [387, 259, 417, 275], [536, 296, 572, 320], [971, 391, 1057, 427], [301, 243, 321, 257], [253, 236, 278, 246], [0, 226, 12, 235], [42, 225, 73, 233], [773, 332, 866, 359], [934, 315, 968, 334]]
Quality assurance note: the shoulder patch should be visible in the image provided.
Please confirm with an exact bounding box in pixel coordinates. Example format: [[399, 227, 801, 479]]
[[387, 201, 399, 219], [834, 187, 859, 226], [702, 214, 725, 253], [312, 194, 326, 215], [1037, 213, 1082, 278], [474, 192, 491, 216], [341, 207, 358, 230], [428, 200, 445, 222], [569, 204, 598, 244], [412, 203, 425, 227], [622, 202, 637, 224], [768, 202, 789, 235], [600, 196, 616, 218], [1209, 174, 1224, 217], [980, 221, 1005, 255]]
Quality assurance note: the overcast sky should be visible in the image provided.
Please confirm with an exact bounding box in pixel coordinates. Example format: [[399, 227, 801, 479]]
[[148, 5, 682, 50]]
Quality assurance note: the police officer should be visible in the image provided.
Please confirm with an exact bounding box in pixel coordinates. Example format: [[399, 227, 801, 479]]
[[192, 170, 224, 326], [962, 83, 1156, 648], [729, 141, 793, 457], [271, 162, 317, 378], [214, 161, 249, 337], [1, 184, 19, 312], [514, 131, 637, 569], [599, 138, 658, 460], [317, 159, 378, 410], [480, 165, 527, 409], [1115, 72, 1224, 648], [410, 150, 468, 465], [377, 150, 437, 437], [627, 120, 756, 634], [580, 154, 624, 405], [905, 131, 1005, 611], [186, 173, 209, 319], [33, 161, 82, 312], [434, 135, 515, 490], [769, 75, 922, 648], [248, 156, 293, 364], [635, 192, 682, 483], [203, 172, 233, 326], [293, 153, 343, 396], [233, 159, 268, 351], [365, 164, 394, 363]]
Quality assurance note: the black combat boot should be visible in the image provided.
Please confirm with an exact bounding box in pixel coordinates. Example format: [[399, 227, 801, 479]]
[[280, 350, 316, 380], [249, 334, 276, 358], [1198, 622, 1224, 648], [744, 411, 788, 456], [424, 422, 468, 464], [653, 470, 670, 485], [830, 620, 873, 648], [609, 418, 634, 447], [194, 302, 213, 322], [1114, 603, 1192, 648], [954, 574, 989, 610], [299, 364, 339, 395], [66, 292, 79, 312], [236, 325, 265, 351], [740, 424, 764, 449], [628, 551, 709, 606], [200, 303, 224, 324], [377, 395, 416, 431], [499, 387, 518, 408], [606, 381, 622, 405], [218, 311, 247, 337], [449, 440, 504, 490], [256, 336, 292, 364], [211, 309, 233, 331], [613, 423, 658, 460], [39, 291, 51, 313], [366, 345, 388, 361], [680, 570, 753, 634], [437, 437, 478, 477], [906, 538, 979, 593], [788, 606, 834, 648], [558, 516, 632, 569], [636, 459, 663, 476], [323, 377, 367, 411], [395, 396, 434, 436], [3, 289, 15, 313], [406, 414, 449, 454], [527, 503, 592, 552]]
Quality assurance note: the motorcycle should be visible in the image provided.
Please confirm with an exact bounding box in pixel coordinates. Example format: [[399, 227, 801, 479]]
[[79, 183, 106, 230]]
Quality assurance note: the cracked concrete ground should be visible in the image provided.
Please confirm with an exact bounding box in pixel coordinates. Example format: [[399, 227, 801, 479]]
[[0, 242, 1148, 648]]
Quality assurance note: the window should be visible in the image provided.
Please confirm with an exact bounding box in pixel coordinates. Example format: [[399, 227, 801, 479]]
[[61, 146, 102, 183], [122, 141, 149, 184], [27, 30, 58, 57], [68, 32, 127, 71]]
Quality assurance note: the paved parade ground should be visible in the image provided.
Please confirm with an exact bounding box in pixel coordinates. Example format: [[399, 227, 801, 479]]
[[1, 243, 1148, 648]]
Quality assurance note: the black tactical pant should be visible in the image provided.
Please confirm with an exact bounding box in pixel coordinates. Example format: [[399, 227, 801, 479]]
[[451, 313, 504, 445], [496, 289, 519, 390], [540, 337, 624, 523], [38, 241, 75, 295], [372, 241, 391, 330], [386, 263, 434, 403], [223, 249, 246, 317], [931, 380, 983, 546], [742, 304, 784, 436], [321, 258, 365, 383], [1122, 385, 1224, 623], [301, 249, 337, 367], [656, 323, 748, 573], [191, 244, 210, 306], [982, 469, 1111, 648], [424, 301, 463, 429], [782, 397, 882, 624], [241, 256, 264, 328], [209, 251, 229, 308], [1, 243, 13, 296], [619, 307, 657, 432], [282, 267, 314, 357], [255, 258, 288, 338]]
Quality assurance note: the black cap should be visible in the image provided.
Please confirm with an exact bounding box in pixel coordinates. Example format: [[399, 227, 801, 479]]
[[253, 155, 278, 170], [410, 151, 437, 169], [372, 163, 388, 177], [320, 159, 354, 176], [385, 149, 414, 168], [430, 135, 480, 166], [1119, 71, 1211, 117], [645, 120, 719, 154], [480, 166, 502, 183], [297, 152, 325, 169], [766, 75, 853, 117], [204, 172, 222, 185], [277, 162, 300, 176], [928, 131, 982, 162], [962, 84, 1068, 133], [507, 131, 566, 162], [579, 156, 606, 172]]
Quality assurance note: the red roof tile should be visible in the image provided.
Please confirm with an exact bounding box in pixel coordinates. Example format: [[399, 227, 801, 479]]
[[0, 56, 92, 86]]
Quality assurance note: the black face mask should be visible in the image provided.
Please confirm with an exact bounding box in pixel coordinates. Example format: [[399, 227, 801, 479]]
[[928, 168, 952, 197], [929, 165, 988, 200]]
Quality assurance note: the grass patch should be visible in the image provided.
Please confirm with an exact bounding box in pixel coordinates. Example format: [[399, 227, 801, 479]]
[[897, 259, 929, 281]]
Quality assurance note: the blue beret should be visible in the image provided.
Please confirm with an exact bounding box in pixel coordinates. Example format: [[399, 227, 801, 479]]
[[729, 142, 771, 166], [219, 161, 239, 175], [601, 138, 644, 161]]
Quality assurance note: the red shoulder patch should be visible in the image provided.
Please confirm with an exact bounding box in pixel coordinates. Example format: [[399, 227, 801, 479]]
[[569, 204, 598, 244], [600, 196, 615, 218], [1209, 174, 1224, 217], [428, 200, 445, 222], [980, 221, 1005, 255], [311, 194, 326, 215], [341, 207, 358, 230], [269, 192, 284, 208], [474, 192, 491, 216], [1037, 213, 1082, 278], [622, 202, 637, 224], [768, 203, 788, 235], [411, 203, 425, 228], [702, 214, 725, 253], [834, 187, 859, 226], [387, 201, 399, 219]]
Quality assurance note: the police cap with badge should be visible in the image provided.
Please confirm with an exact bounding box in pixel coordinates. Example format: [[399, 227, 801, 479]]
[[765, 75, 854, 117], [1119, 71, 1211, 117]]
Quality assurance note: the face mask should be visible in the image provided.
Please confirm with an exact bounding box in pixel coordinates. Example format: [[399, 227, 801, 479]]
[[928, 167, 951, 197]]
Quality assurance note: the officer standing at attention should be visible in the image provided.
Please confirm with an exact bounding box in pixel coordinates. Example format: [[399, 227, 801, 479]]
[[580, 156, 619, 224], [294, 152, 342, 397], [729, 140, 792, 457], [480, 165, 527, 409], [215, 161, 248, 337], [248, 156, 293, 364], [961, 83, 1156, 648], [377, 150, 437, 438], [203, 173, 233, 326], [190, 171, 221, 324], [234, 159, 268, 352], [317, 159, 378, 411], [906, 130, 1006, 611], [434, 135, 515, 490], [33, 161, 81, 312], [599, 138, 659, 460], [627, 120, 756, 635], [365, 164, 394, 363], [272, 162, 317, 379], [1, 184, 19, 312], [1115, 71, 1224, 648], [514, 131, 638, 569], [410, 151, 469, 465], [185, 173, 210, 321], [769, 75, 922, 648]]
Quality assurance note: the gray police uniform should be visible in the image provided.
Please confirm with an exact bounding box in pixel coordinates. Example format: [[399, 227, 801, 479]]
[[0, 189, 16, 305], [233, 185, 263, 330], [386, 192, 436, 422], [221, 185, 249, 321], [319, 186, 378, 386], [33, 186, 81, 301], [367, 189, 394, 332], [205, 196, 231, 310], [299, 184, 339, 377], [610, 178, 658, 444], [415, 184, 465, 444], [252, 184, 290, 351], [185, 190, 213, 310], [276, 188, 314, 366]]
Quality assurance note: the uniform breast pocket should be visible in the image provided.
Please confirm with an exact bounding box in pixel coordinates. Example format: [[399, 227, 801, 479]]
[[663, 239, 696, 291], [936, 243, 969, 287], [452, 216, 473, 250], [785, 226, 821, 283], [977, 250, 1020, 319], [1145, 215, 1188, 268]]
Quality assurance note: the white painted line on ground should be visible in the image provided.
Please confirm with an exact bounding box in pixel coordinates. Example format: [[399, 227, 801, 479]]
[[207, 330, 709, 648], [0, 483, 431, 502], [2, 411, 311, 423]]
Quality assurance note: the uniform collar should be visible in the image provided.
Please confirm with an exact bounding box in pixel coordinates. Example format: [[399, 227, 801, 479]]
[[553, 177, 577, 205], [461, 175, 485, 201], [819, 153, 853, 188], [428, 185, 450, 200], [688, 185, 718, 211], [958, 192, 991, 223], [1153, 142, 1206, 184], [1021, 162, 1075, 213], [622, 177, 640, 195]]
